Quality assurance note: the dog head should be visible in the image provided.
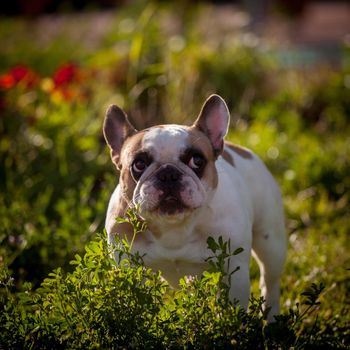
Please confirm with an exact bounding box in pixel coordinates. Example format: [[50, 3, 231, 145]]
[[103, 95, 230, 223]]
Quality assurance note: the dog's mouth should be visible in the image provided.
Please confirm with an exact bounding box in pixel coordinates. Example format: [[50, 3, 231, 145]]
[[156, 194, 188, 216]]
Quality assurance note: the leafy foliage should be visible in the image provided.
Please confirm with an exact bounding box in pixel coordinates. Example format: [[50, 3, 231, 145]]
[[1, 233, 343, 349], [0, 1, 349, 348]]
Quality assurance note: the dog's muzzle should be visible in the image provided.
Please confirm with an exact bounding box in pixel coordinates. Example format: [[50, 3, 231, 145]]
[[153, 165, 187, 215]]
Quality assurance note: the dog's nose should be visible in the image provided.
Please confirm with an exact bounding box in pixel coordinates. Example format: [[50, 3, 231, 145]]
[[156, 165, 182, 184]]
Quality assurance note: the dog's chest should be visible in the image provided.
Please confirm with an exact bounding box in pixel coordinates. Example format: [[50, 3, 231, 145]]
[[134, 226, 209, 260], [132, 223, 211, 284], [138, 236, 210, 286]]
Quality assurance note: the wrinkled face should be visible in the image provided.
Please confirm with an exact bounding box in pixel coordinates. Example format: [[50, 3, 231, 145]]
[[119, 125, 218, 221]]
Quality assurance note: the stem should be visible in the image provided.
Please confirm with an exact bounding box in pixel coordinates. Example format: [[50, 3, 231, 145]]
[[129, 229, 138, 253]]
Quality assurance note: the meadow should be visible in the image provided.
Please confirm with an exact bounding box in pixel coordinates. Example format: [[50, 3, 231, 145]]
[[0, 2, 349, 348]]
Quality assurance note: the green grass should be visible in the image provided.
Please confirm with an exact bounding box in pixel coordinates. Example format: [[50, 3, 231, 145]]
[[0, 1, 349, 348]]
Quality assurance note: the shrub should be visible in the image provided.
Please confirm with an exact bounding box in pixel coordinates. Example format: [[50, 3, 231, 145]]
[[0, 2, 349, 348], [0, 228, 347, 349]]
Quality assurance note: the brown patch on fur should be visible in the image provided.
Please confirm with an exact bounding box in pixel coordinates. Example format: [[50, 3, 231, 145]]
[[106, 194, 134, 241], [222, 149, 235, 167], [117, 130, 153, 199], [226, 141, 253, 160], [109, 131, 148, 242], [114, 131, 146, 168], [187, 126, 218, 189], [108, 192, 149, 244]]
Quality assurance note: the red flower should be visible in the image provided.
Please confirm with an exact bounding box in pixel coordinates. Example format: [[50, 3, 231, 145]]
[[53, 63, 80, 87], [11, 65, 31, 82], [0, 64, 39, 90], [0, 74, 15, 89]]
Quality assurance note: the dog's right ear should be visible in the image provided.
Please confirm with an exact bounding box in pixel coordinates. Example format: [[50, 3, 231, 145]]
[[103, 105, 137, 167]]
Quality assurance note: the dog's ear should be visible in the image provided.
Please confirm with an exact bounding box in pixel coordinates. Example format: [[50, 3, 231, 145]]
[[193, 94, 230, 158], [103, 105, 137, 166]]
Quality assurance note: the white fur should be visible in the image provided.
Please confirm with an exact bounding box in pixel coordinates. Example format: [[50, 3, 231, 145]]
[[106, 135, 286, 322], [142, 126, 188, 162]]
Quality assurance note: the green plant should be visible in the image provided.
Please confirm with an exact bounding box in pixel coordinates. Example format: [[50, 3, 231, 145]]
[[0, 2, 349, 347], [1, 230, 346, 349]]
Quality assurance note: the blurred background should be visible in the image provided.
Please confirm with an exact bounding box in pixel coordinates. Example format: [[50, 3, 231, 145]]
[[0, 0, 349, 328]]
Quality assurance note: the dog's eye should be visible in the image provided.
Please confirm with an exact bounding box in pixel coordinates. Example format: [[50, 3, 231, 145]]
[[131, 152, 153, 180], [188, 154, 205, 170], [132, 159, 147, 174]]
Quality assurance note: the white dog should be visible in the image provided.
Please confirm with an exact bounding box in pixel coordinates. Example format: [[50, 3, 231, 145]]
[[103, 94, 286, 321]]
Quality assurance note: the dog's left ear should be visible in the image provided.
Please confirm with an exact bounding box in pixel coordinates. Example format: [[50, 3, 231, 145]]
[[193, 94, 230, 157], [103, 105, 137, 167]]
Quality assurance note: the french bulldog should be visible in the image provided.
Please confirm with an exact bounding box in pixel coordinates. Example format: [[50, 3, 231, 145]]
[[103, 94, 287, 321]]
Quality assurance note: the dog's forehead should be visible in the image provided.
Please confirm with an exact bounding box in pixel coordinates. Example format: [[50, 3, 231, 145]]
[[142, 125, 190, 160]]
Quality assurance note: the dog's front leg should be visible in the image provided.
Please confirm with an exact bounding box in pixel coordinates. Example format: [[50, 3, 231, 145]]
[[228, 252, 251, 310]]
